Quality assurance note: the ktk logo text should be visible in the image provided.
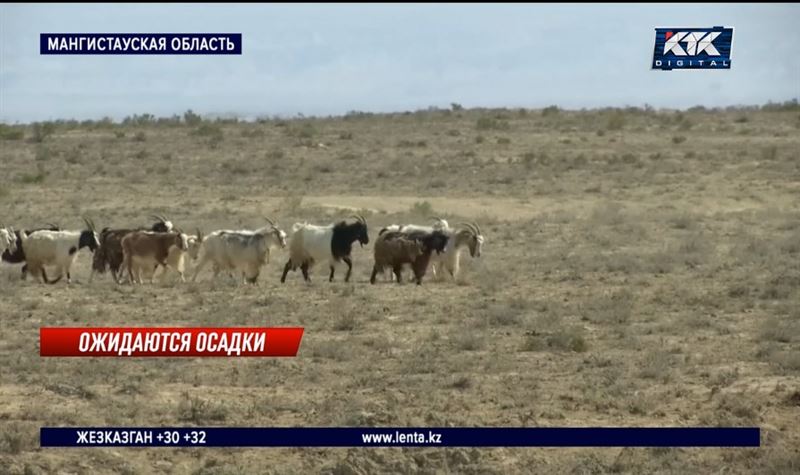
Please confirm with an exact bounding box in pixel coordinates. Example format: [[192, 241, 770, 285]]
[[652, 26, 733, 70]]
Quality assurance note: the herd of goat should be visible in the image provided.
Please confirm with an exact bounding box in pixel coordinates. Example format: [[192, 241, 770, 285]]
[[0, 215, 485, 286]]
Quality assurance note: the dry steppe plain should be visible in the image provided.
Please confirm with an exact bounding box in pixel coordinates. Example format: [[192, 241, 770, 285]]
[[0, 105, 799, 474]]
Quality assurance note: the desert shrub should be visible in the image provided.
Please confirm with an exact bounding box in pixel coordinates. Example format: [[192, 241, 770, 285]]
[[522, 326, 587, 353], [193, 123, 224, 148], [476, 117, 510, 131], [542, 105, 560, 116], [176, 392, 228, 424], [410, 201, 434, 216], [0, 124, 24, 140], [35, 147, 51, 161], [606, 113, 626, 131], [183, 109, 203, 126], [193, 123, 222, 139], [287, 123, 317, 139], [31, 122, 56, 142], [398, 139, 427, 148], [580, 289, 634, 324], [17, 164, 48, 184]]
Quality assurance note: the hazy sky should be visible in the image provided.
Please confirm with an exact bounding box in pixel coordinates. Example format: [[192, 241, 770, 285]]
[[1, 3, 798, 123]]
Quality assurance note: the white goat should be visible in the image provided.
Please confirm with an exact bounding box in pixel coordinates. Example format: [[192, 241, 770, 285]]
[[150, 230, 204, 283], [429, 222, 484, 280], [192, 219, 287, 284], [19, 218, 100, 284], [0, 226, 17, 256], [379, 217, 450, 236]]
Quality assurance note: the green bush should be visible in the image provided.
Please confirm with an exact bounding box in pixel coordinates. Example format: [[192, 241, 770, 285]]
[[31, 122, 56, 142], [183, 109, 203, 125], [17, 164, 48, 184], [0, 124, 24, 140], [542, 105, 561, 116], [411, 201, 434, 216]]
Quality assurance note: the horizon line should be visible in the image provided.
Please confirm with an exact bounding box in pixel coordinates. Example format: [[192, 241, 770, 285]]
[[2, 98, 798, 126]]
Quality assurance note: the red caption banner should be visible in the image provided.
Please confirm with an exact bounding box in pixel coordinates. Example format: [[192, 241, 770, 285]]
[[40, 327, 304, 357]]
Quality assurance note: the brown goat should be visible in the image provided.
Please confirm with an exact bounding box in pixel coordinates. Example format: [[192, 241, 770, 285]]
[[371, 230, 449, 285], [121, 231, 188, 284], [370, 232, 423, 284], [90, 217, 176, 284]]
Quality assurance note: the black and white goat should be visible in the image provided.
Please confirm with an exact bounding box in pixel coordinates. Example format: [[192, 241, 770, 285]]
[[281, 215, 369, 283], [19, 218, 100, 284]]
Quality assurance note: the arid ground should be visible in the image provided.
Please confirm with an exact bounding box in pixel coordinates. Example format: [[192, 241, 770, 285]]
[[1, 104, 798, 474]]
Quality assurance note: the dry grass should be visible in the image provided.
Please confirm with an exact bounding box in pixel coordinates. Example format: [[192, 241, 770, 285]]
[[0, 105, 799, 473]]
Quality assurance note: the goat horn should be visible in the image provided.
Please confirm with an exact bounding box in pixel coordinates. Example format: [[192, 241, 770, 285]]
[[359, 214, 366, 224], [458, 222, 477, 234], [264, 216, 275, 227], [472, 222, 483, 235], [150, 215, 164, 223], [349, 214, 361, 223]]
